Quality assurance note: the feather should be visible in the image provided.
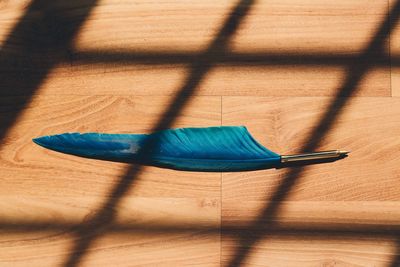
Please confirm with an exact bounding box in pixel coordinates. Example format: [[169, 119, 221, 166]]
[[33, 126, 281, 172]]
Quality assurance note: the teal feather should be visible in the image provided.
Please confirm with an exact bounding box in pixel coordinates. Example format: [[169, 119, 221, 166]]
[[33, 126, 281, 172]]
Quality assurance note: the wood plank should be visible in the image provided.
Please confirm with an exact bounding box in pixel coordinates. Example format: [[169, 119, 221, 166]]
[[222, 202, 400, 267], [0, 1, 27, 45], [221, 96, 400, 266], [223, 223, 397, 267], [0, 196, 220, 267], [390, 0, 400, 97], [0, 0, 390, 97], [0, 95, 221, 267]]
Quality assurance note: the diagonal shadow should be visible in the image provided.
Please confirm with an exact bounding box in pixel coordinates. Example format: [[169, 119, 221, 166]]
[[62, 1, 256, 266], [0, 0, 98, 140], [224, 0, 400, 266]]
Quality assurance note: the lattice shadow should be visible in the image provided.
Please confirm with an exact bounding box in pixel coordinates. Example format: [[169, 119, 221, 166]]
[[0, 0, 399, 267]]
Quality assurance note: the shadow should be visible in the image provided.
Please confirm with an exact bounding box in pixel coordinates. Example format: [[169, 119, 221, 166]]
[[224, 0, 400, 266], [61, 1, 256, 266], [389, 2, 400, 266], [0, 0, 399, 266], [35, 151, 346, 172], [0, 0, 98, 143], [389, 240, 400, 267], [73, 49, 393, 68], [1, 219, 400, 240]]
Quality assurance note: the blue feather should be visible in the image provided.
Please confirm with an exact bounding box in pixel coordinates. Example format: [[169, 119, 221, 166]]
[[33, 126, 281, 171]]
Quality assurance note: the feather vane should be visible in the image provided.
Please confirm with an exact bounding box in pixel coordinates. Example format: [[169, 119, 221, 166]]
[[33, 126, 281, 171]]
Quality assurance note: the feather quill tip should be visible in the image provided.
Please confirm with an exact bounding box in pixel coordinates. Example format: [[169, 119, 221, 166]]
[[32, 136, 51, 149]]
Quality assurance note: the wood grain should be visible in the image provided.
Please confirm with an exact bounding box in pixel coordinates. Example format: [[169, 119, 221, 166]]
[[222, 96, 400, 201], [221, 96, 400, 266], [1, 0, 399, 266], [223, 232, 397, 267], [0, 95, 221, 267], [222, 202, 400, 267], [390, 0, 400, 96], [0, 0, 391, 97], [0, 1, 27, 45]]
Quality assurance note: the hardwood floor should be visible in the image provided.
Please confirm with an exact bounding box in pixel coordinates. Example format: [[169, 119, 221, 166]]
[[222, 97, 400, 266], [0, 96, 221, 266], [0, 0, 399, 266]]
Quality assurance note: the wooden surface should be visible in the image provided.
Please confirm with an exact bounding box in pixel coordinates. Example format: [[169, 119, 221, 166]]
[[1, 0, 400, 266], [222, 97, 400, 266]]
